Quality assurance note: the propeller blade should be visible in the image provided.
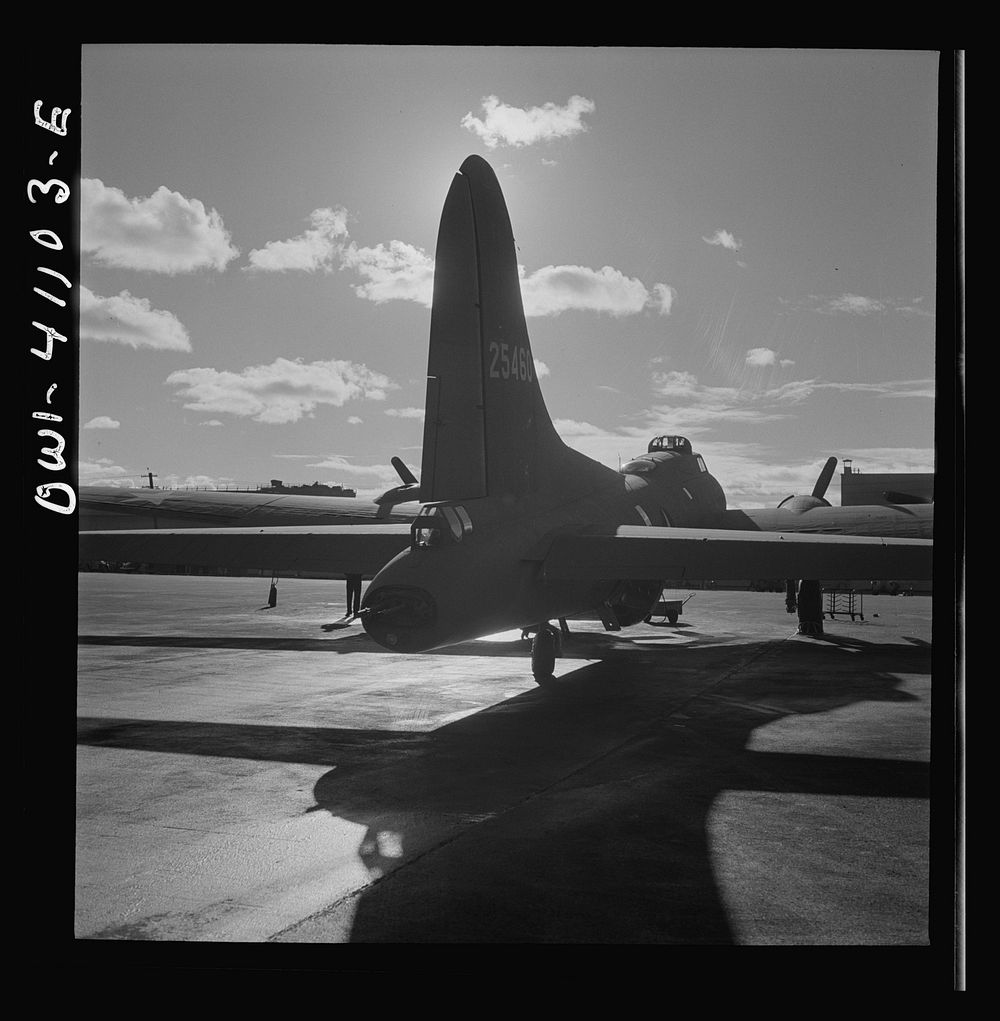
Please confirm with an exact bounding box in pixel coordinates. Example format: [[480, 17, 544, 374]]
[[374, 456, 421, 514], [391, 456, 418, 487], [811, 457, 838, 500]]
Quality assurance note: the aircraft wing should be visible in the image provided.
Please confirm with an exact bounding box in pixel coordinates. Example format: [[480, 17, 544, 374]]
[[79, 524, 412, 578], [79, 486, 418, 529], [541, 526, 933, 581]]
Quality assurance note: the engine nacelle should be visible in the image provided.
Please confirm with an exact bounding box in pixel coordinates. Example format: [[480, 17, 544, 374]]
[[608, 579, 663, 627], [774, 457, 838, 514], [775, 494, 831, 513]]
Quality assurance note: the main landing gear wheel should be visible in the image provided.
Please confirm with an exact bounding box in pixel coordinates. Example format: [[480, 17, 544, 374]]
[[531, 626, 558, 683]]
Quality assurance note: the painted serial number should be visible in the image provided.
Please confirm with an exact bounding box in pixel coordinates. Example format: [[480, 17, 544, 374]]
[[488, 341, 534, 382]]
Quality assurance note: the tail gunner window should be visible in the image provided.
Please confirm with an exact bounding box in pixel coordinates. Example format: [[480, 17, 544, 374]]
[[412, 504, 473, 549]]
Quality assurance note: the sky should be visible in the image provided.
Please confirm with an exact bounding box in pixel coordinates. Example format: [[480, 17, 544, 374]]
[[78, 45, 940, 507]]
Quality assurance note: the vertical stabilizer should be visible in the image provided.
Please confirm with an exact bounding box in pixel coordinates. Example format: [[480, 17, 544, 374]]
[[421, 155, 568, 504], [420, 163, 487, 502]]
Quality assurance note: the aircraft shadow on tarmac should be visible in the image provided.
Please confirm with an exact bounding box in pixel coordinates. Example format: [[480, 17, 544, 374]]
[[77, 635, 931, 944]]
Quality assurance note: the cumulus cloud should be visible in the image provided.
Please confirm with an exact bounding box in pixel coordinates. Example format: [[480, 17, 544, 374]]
[[83, 416, 120, 430], [821, 293, 885, 315], [533, 359, 550, 378], [651, 284, 676, 316], [166, 356, 398, 424], [347, 416, 363, 425], [340, 241, 435, 306], [79, 458, 134, 486], [248, 206, 672, 320], [244, 205, 436, 306], [779, 358, 796, 368], [653, 370, 701, 399], [703, 229, 743, 252], [461, 95, 595, 149], [81, 178, 239, 273], [745, 347, 778, 367], [520, 264, 672, 318], [80, 286, 192, 351], [245, 207, 349, 272], [384, 407, 425, 419]]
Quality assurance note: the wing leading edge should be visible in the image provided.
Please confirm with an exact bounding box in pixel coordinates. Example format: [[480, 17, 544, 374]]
[[78, 524, 412, 578], [542, 526, 933, 581]]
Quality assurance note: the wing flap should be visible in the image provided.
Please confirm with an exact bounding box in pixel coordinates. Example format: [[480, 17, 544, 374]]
[[542, 526, 933, 581], [79, 524, 412, 578]]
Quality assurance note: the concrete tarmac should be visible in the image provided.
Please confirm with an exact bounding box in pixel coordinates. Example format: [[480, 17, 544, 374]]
[[76, 573, 934, 945]]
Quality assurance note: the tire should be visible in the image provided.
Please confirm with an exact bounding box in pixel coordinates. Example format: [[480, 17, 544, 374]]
[[531, 628, 557, 682]]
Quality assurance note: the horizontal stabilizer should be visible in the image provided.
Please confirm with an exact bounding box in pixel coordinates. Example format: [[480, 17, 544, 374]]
[[542, 526, 933, 582]]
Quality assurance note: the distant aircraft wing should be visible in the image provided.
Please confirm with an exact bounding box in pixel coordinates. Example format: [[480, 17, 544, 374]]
[[79, 524, 412, 578], [541, 526, 933, 581]]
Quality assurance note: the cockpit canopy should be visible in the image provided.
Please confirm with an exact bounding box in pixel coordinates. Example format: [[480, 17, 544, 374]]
[[647, 435, 692, 455]]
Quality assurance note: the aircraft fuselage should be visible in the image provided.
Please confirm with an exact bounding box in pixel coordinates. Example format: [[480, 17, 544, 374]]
[[362, 441, 934, 653], [364, 446, 724, 652]]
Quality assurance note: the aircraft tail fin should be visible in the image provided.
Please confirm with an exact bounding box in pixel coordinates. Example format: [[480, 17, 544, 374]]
[[421, 155, 606, 504]]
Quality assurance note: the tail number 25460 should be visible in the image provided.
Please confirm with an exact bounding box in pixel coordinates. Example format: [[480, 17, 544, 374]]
[[488, 341, 534, 382]]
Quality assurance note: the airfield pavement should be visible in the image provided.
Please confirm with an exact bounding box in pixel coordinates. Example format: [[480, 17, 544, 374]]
[[74, 572, 945, 951]]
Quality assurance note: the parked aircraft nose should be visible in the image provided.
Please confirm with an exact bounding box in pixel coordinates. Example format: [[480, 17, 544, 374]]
[[362, 584, 438, 652]]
